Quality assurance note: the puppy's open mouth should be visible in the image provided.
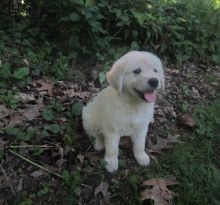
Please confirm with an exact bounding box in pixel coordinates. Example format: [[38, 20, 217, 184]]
[[134, 88, 157, 103]]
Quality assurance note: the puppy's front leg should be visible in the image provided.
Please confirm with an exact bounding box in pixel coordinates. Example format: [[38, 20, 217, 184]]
[[104, 134, 120, 172], [131, 129, 150, 166]]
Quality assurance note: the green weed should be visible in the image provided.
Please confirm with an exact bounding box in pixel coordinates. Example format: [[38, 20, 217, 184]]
[[194, 99, 220, 138]]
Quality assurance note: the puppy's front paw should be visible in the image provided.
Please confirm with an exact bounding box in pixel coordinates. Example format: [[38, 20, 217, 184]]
[[104, 157, 118, 173], [135, 152, 150, 166]]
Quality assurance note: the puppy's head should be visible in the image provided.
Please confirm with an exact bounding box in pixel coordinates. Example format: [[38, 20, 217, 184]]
[[107, 51, 164, 103]]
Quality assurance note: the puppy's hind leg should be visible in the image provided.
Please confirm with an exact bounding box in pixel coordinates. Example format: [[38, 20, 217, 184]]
[[94, 134, 104, 151]]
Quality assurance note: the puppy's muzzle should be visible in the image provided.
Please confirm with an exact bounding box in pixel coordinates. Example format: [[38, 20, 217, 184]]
[[148, 78, 159, 89]]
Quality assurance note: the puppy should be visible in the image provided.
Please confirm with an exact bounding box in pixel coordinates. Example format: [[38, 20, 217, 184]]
[[82, 51, 164, 172]]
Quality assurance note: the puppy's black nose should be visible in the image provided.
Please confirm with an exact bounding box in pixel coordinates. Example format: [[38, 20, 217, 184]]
[[148, 78, 159, 88]]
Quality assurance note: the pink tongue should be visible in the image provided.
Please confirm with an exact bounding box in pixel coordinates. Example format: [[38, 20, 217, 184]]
[[144, 91, 156, 102]]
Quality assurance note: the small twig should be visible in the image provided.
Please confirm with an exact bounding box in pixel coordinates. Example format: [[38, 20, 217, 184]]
[[0, 164, 16, 196], [8, 149, 63, 179], [81, 183, 92, 189], [0, 110, 17, 119], [0, 113, 12, 119], [0, 145, 53, 150]]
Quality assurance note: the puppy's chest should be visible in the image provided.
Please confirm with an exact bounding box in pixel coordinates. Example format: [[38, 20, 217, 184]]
[[117, 107, 151, 135]]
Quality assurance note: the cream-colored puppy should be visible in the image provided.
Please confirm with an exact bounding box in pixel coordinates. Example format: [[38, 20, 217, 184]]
[[82, 51, 164, 172]]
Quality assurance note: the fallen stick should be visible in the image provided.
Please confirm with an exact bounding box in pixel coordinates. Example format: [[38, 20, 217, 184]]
[[8, 149, 63, 179]]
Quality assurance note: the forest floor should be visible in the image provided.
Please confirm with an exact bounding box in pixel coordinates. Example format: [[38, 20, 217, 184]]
[[0, 63, 220, 205]]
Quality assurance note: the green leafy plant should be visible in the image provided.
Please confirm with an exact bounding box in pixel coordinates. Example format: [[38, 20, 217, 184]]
[[194, 99, 220, 138], [44, 124, 60, 134], [6, 127, 36, 141], [0, 91, 20, 109], [62, 170, 81, 203], [71, 102, 83, 116], [17, 199, 32, 205], [42, 108, 55, 121], [13, 67, 29, 79]]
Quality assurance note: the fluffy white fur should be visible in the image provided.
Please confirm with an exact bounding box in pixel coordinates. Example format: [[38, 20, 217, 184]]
[[82, 51, 164, 172]]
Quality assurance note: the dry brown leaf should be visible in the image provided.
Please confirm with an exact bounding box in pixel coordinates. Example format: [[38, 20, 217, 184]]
[[0, 104, 14, 118], [191, 87, 201, 99], [95, 181, 110, 205], [16, 92, 36, 103], [22, 103, 44, 121], [140, 177, 179, 205], [89, 155, 100, 166], [77, 154, 84, 164], [9, 113, 25, 127], [33, 77, 54, 96], [23, 58, 29, 66], [30, 170, 46, 178], [166, 68, 180, 75], [163, 106, 177, 118], [149, 135, 181, 154], [63, 89, 94, 100], [180, 114, 196, 128], [8, 103, 44, 126]]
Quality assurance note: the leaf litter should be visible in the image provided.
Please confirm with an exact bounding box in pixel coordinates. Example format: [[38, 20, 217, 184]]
[[140, 177, 179, 205], [0, 64, 219, 204]]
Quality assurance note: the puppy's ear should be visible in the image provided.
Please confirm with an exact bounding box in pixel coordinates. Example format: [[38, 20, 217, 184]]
[[106, 58, 126, 95]]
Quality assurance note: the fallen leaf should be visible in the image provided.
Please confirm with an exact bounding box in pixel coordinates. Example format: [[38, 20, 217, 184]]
[[8, 103, 44, 126], [163, 106, 177, 118], [63, 89, 94, 100], [140, 177, 179, 205], [9, 113, 24, 127], [155, 107, 168, 123], [95, 181, 110, 205], [77, 154, 84, 164], [33, 77, 54, 96], [22, 103, 44, 121], [166, 68, 180, 75], [16, 92, 35, 103], [89, 155, 100, 166], [23, 58, 29, 66], [180, 114, 196, 128], [148, 135, 181, 154], [191, 87, 201, 99], [30, 170, 45, 178], [0, 104, 14, 118]]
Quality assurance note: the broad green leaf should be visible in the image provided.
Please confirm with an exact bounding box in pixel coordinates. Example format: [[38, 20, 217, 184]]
[[85, 0, 96, 7], [42, 108, 54, 121], [211, 55, 220, 64], [13, 67, 29, 79], [131, 41, 140, 50], [69, 13, 81, 22], [18, 199, 32, 205], [99, 71, 106, 84], [71, 102, 83, 116], [132, 11, 146, 25], [44, 124, 60, 134], [6, 127, 23, 136], [6, 127, 33, 141], [0, 62, 11, 79]]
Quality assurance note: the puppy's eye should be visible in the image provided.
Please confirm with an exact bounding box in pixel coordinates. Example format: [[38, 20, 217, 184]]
[[154, 69, 158, 73], [133, 68, 141, 75]]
